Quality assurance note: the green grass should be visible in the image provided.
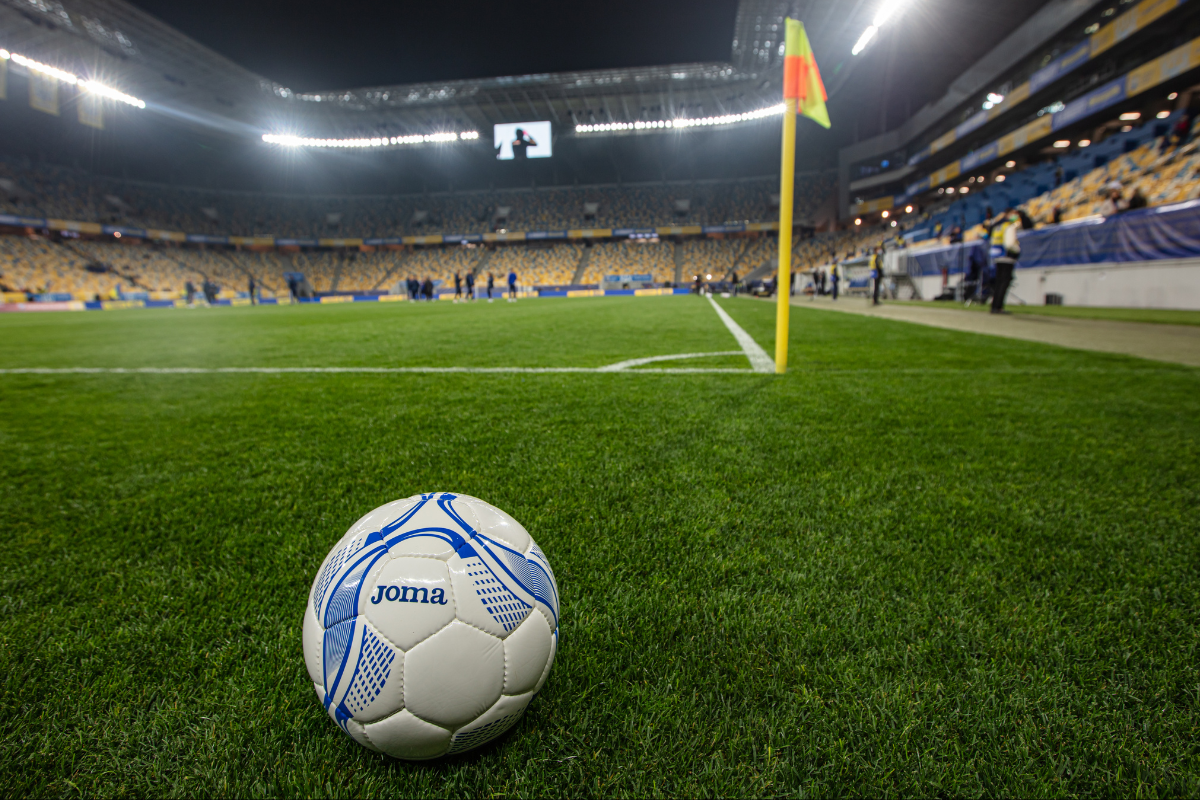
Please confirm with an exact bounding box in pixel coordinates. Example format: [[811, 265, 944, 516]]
[[1, 296, 1198, 797], [896, 300, 1200, 326]]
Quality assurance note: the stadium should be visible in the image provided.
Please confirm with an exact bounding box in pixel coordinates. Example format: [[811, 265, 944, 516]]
[[1, 0, 1197, 794]]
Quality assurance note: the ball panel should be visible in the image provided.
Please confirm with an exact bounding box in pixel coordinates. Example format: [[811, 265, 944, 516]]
[[302, 602, 324, 687], [387, 535, 458, 561], [503, 610, 553, 696], [525, 537, 561, 633], [457, 496, 532, 552], [341, 622, 404, 723], [362, 709, 452, 761], [321, 617, 358, 694], [315, 537, 391, 630], [386, 494, 475, 544], [448, 548, 533, 639], [345, 496, 422, 539], [309, 528, 370, 616], [534, 628, 557, 695], [319, 617, 405, 724], [339, 715, 381, 753], [446, 691, 533, 755], [404, 621, 504, 729], [364, 557, 457, 651]]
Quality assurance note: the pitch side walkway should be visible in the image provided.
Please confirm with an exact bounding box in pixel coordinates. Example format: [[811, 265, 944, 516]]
[[777, 295, 1200, 368]]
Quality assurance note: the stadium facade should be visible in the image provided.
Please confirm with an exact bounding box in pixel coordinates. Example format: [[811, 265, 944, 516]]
[[0, 0, 851, 197]]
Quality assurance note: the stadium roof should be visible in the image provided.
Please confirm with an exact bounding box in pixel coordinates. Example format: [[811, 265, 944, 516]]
[[0, 0, 891, 142]]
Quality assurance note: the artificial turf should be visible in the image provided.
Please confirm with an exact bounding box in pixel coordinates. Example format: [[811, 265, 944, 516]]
[[1, 296, 1197, 797]]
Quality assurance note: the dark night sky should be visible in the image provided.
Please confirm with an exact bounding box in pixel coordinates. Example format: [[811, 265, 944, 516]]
[[127, 0, 743, 91]]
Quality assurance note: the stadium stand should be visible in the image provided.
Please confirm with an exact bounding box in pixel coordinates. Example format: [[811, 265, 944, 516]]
[[909, 112, 1200, 241], [582, 240, 676, 284], [485, 243, 583, 289], [0, 157, 834, 239]]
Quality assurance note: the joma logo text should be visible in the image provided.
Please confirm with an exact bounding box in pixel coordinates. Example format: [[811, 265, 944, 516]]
[[370, 584, 448, 605]]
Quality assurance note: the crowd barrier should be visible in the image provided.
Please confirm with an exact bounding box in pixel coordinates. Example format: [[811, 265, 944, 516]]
[[1017, 199, 1200, 267], [902, 241, 990, 277], [893, 198, 1200, 277], [0, 287, 693, 312]]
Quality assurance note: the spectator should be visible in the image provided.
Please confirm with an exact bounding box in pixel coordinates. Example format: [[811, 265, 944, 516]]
[[948, 225, 963, 244], [1127, 187, 1148, 210], [1051, 205, 1063, 225], [1166, 106, 1196, 153], [1055, 164, 1065, 188], [1099, 182, 1128, 217]]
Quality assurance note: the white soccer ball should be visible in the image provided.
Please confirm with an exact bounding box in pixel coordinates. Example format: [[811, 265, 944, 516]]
[[302, 492, 560, 759]]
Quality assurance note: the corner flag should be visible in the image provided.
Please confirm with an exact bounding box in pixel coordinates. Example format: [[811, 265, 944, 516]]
[[775, 18, 830, 374], [783, 19, 830, 129]]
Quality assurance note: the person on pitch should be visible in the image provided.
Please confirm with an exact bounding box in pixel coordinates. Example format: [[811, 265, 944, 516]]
[[871, 246, 884, 306], [988, 208, 1021, 314], [487, 272, 495, 302], [507, 268, 518, 301], [465, 270, 476, 301], [453, 271, 463, 302]]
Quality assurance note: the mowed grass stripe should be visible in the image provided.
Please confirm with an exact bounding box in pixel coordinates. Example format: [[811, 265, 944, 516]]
[[0, 296, 742, 370], [0, 297, 1197, 797]]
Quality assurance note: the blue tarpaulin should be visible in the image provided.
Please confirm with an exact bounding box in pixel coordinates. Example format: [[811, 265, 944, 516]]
[[1017, 200, 1200, 267], [907, 241, 989, 276]]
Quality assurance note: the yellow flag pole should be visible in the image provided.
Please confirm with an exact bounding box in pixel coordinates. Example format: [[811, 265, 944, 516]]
[[775, 97, 797, 375]]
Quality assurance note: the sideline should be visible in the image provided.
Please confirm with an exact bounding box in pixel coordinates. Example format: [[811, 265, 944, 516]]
[[707, 295, 774, 373], [0, 359, 759, 376], [781, 296, 1200, 368]]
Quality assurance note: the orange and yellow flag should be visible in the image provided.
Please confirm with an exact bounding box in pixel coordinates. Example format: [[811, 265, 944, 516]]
[[783, 19, 830, 129]]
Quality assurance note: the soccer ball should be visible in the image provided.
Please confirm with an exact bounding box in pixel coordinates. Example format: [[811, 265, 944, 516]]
[[302, 492, 560, 759]]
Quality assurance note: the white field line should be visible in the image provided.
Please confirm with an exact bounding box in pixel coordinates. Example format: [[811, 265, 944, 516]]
[[706, 295, 774, 373], [0, 363, 757, 376], [597, 351, 744, 371]]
